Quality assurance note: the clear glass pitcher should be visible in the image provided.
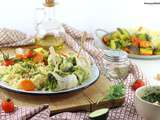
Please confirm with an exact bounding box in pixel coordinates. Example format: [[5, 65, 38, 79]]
[[34, 0, 65, 50]]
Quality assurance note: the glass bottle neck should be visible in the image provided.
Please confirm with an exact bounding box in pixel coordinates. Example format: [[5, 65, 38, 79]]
[[44, 6, 55, 21]]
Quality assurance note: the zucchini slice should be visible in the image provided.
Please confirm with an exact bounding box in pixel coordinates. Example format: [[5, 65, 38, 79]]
[[89, 108, 109, 120]]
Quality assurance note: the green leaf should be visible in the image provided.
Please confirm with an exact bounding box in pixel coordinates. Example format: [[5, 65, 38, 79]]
[[104, 83, 126, 101], [45, 73, 58, 91]]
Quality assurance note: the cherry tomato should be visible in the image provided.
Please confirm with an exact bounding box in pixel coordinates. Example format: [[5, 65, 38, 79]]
[[1, 98, 14, 113], [16, 50, 33, 60], [132, 79, 145, 90], [2, 59, 14, 66], [24, 50, 33, 58], [132, 37, 141, 46]]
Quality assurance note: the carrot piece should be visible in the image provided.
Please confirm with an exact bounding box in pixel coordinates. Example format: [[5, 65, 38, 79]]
[[103, 35, 109, 45], [24, 50, 33, 58], [19, 80, 36, 91], [123, 47, 130, 53], [141, 53, 153, 56], [33, 52, 44, 63], [139, 41, 151, 48], [16, 54, 25, 60]]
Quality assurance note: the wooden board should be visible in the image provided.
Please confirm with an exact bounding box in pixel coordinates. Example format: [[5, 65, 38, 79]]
[[0, 46, 122, 113]]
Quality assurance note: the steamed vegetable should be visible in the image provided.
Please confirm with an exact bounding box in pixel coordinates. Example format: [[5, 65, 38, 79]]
[[33, 52, 44, 63], [103, 28, 131, 50], [45, 73, 57, 91], [18, 79, 36, 91], [154, 49, 160, 55], [140, 48, 153, 55], [89, 108, 109, 120], [60, 62, 73, 72], [74, 66, 86, 84], [0, 47, 91, 91], [102, 27, 160, 56]]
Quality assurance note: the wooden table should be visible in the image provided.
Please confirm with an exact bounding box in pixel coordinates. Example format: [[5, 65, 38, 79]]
[[0, 46, 116, 113]]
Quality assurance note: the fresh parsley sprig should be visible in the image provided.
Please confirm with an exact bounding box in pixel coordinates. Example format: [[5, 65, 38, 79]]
[[104, 83, 126, 101], [0, 49, 10, 60]]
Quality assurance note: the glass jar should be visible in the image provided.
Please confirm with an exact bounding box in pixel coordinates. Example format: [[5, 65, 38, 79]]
[[104, 50, 130, 80], [35, 0, 65, 50]]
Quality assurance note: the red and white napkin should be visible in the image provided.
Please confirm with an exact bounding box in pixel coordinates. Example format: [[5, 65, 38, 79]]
[[0, 25, 147, 120], [0, 104, 49, 120], [0, 28, 33, 47]]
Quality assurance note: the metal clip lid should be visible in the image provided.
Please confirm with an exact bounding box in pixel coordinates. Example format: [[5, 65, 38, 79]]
[[104, 50, 128, 62]]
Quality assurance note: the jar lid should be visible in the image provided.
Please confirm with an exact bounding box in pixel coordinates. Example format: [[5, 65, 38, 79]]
[[104, 50, 128, 62]]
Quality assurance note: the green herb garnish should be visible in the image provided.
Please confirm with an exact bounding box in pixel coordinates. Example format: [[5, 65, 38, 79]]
[[142, 92, 160, 105], [104, 83, 126, 101], [0, 49, 10, 60]]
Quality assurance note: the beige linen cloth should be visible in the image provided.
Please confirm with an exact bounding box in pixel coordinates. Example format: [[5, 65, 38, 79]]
[[0, 25, 146, 120]]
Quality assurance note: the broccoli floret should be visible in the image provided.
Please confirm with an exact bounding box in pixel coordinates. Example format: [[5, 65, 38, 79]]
[[45, 73, 57, 91]]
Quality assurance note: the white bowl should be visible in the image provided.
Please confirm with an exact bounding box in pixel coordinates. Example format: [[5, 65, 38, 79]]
[[135, 85, 160, 120]]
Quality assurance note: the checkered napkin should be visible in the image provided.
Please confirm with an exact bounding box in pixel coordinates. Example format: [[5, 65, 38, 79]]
[[0, 25, 147, 120], [0, 104, 49, 120], [51, 63, 147, 120], [0, 28, 33, 47]]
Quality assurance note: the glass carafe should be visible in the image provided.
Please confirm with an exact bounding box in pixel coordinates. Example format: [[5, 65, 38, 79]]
[[35, 0, 65, 50]]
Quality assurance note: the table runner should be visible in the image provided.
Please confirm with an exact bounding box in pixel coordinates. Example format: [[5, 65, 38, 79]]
[[51, 63, 146, 120], [0, 25, 146, 120]]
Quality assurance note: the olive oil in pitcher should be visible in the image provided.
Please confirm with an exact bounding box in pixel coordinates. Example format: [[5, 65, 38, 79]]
[[35, 0, 65, 50]]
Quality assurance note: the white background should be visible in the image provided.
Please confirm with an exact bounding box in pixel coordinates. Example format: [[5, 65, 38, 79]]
[[0, 0, 160, 85], [0, 0, 160, 34]]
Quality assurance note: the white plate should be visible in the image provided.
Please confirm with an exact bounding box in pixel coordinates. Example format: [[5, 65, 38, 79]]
[[95, 29, 160, 60], [0, 64, 100, 95]]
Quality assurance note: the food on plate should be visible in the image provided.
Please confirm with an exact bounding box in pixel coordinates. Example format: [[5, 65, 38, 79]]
[[0, 49, 14, 66], [154, 44, 160, 55], [0, 47, 91, 92], [19, 80, 36, 91], [102, 27, 160, 56], [1, 97, 14, 113], [141, 87, 160, 106], [135, 86, 160, 120], [132, 79, 145, 90]]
